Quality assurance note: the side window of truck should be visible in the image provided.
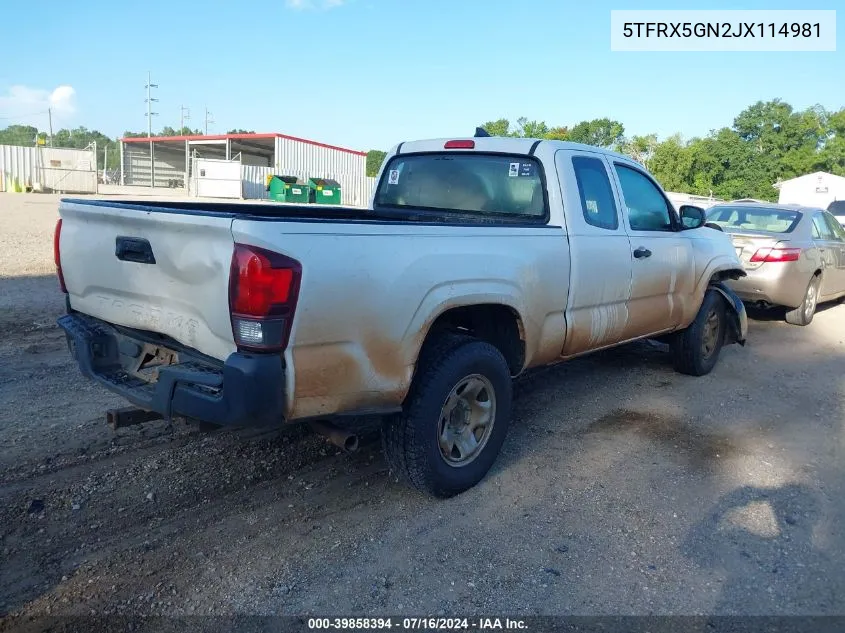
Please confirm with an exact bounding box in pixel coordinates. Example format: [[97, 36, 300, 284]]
[[614, 164, 674, 231], [572, 156, 619, 230]]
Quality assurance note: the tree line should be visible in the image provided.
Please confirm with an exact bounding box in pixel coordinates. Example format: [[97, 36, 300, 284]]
[[366, 99, 845, 202]]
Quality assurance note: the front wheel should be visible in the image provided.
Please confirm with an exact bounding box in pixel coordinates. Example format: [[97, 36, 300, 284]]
[[785, 275, 820, 326], [671, 289, 727, 376], [381, 337, 512, 498]]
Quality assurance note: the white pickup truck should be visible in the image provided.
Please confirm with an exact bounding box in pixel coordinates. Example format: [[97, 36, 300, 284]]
[[55, 134, 747, 497]]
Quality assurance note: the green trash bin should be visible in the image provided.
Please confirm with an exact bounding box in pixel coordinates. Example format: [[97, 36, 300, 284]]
[[267, 175, 311, 203], [308, 178, 342, 205]]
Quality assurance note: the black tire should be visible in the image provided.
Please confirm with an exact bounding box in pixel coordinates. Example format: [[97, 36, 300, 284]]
[[671, 289, 727, 376], [381, 335, 512, 498], [785, 276, 820, 326]]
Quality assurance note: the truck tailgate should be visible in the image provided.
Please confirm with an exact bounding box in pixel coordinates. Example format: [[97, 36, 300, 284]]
[[59, 200, 237, 361]]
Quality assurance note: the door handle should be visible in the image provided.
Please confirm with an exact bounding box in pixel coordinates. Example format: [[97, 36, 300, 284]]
[[115, 236, 156, 264], [633, 247, 652, 259]]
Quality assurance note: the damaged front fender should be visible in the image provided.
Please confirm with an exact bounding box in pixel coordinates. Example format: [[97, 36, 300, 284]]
[[710, 282, 748, 346]]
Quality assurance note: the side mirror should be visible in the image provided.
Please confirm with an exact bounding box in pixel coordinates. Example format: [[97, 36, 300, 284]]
[[679, 205, 706, 229]]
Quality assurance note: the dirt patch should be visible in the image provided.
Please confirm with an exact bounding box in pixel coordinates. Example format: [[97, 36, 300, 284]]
[[586, 408, 742, 468]]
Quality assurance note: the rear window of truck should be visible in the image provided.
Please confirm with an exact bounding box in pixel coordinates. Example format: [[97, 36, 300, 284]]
[[374, 153, 547, 220]]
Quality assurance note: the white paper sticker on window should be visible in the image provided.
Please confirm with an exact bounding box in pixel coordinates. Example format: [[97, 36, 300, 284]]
[[586, 199, 599, 214], [388, 169, 400, 185], [508, 162, 519, 177]]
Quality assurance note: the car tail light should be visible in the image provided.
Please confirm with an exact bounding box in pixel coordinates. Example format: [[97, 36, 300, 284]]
[[749, 247, 801, 263], [54, 218, 67, 293], [444, 140, 475, 149], [229, 243, 301, 352]]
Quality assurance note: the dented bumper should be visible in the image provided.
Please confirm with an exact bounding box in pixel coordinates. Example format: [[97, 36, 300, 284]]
[[57, 312, 286, 427]]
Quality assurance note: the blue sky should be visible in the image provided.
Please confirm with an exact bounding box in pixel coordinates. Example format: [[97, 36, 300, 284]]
[[0, 0, 842, 151]]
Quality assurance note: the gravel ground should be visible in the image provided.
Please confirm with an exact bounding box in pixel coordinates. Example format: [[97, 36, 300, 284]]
[[0, 193, 843, 630]]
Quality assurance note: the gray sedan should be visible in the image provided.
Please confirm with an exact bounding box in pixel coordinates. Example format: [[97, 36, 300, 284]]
[[705, 202, 845, 325]]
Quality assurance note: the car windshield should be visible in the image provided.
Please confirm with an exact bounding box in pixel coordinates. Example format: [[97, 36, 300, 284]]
[[373, 153, 546, 220], [828, 200, 845, 218], [705, 205, 802, 233]]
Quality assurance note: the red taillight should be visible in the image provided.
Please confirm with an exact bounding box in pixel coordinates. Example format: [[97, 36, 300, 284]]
[[444, 140, 475, 149], [749, 247, 801, 263], [229, 244, 301, 352], [54, 218, 67, 293]]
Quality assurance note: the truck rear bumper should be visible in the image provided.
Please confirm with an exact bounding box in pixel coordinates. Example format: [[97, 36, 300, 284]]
[[57, 312, 285, 427]]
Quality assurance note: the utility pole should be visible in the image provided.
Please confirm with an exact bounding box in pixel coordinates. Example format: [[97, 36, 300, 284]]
[[48, 108, 53, 147], [145, 71, 159, 187], [204, 107, 214, 136], [180, 105, 190, 135]]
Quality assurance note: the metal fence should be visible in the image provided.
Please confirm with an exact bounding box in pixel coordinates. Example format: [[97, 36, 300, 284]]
[[242, 165, 274, 200], [0, 144, 97, 193]]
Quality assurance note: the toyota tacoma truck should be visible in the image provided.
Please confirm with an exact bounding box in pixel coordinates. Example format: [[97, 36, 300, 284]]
[[55, 134, 747, 497]]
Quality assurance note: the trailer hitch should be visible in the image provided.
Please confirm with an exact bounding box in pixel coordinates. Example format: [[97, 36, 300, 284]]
[[106, 406, 162, 430]]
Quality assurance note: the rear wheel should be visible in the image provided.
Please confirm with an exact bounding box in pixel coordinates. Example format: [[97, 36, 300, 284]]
[[381, 335, 512, 498], [785, 275, 820, 326], [671, 289, 727, 376]]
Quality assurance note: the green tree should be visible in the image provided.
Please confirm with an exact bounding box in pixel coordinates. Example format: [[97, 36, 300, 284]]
[[122, 127, 203, 138], [479, 117, 563, 139], [469, 101, 843, 200], [544, 126, 569, 141], [567, 118, 625, 149], [49, 126, 120, 170], [821, 108, 845, 176], [366, 150, 387, 177], [514, 118, 550, 139], [649, 134, 693, 192], [479, 118, 512, 137], [733, 99, 829, 185], [690, 128, 773, 200], [0, 124, 40, 146], [620, 134, 658, 169], [227, 128, 255, 134]]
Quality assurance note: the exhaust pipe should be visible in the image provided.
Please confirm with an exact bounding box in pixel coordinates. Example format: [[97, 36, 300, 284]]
[[309, 420, 359, 453]]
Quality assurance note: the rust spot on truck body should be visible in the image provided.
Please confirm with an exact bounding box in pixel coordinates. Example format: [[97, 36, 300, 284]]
[[289, 332, 412, 420], [292, 344, 362, 400], [363, 333, 411, 384]]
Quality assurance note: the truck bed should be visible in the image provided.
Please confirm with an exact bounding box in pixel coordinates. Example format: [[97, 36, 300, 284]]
[[65, 198, 554, 227], [67, 198, 381, 221]]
